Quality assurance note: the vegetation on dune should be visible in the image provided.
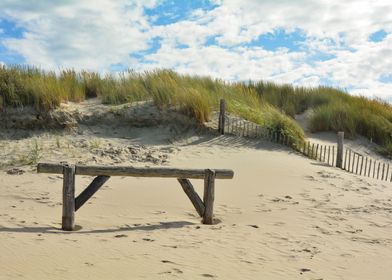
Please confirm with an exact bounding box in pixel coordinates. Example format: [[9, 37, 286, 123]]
[[0, 65, 391, 156], [249, 80, 392, 155]]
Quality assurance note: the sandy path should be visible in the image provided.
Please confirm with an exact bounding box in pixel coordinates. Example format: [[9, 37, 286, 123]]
[[1, 136, 392, 279]]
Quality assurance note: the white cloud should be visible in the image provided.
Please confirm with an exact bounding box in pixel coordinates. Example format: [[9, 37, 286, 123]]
[[0, 0, 391, 101], [0, 0, 158, 71], [142, 0, 392, 100]]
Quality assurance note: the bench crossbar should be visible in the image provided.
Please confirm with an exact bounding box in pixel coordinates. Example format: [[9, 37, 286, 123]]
[[37, 163, 234, 179]]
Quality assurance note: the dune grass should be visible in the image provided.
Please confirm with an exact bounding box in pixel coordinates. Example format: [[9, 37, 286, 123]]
[[1, 65, 391, 156], [248, 80, 392, 155]]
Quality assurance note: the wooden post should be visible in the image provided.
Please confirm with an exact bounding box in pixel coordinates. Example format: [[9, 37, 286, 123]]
[[203, 169, 216, 225], [75, 175, 110, 211], [390, 167, 392, 182], [386, 164, 390, 182], [381, 163, 385, 180], [243, 122, 247, 137], [62, 164, 75, 231], [368, 159, 372, 177], [218, 99, 225, 135], [351, 153, 356, 173], [363, 157, 368, 176], [389, 167, 392, 182], [344, 149, 348, 170], [327, 146, 331, 165], [323, 145, 326, 162], [373, 161, 376, 178], [359, 156, 364, 175], [336, 131, 344, 168], [332, 146, 335, 166], [311, 143, 315, 158], [253, 124, 257, 138], [178, 178, 205, 217], [348, 150, 352, 172], [355, 154, 360, 174], [377, 162, 381, 179]]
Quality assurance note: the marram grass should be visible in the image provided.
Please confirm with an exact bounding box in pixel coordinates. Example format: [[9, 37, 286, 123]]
[[0, 65, 391, 156]]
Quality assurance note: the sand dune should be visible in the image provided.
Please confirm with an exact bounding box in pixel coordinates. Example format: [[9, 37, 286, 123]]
[[1, 129, 392, 279]]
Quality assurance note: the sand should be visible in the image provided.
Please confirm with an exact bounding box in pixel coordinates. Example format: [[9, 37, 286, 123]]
[[1, 105, 392, 279]]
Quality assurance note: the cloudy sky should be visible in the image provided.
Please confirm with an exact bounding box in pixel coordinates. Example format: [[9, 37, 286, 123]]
[[0, 0, 391, 102]]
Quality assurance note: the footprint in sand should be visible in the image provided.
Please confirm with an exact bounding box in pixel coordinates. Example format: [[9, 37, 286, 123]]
[[304, 175, 317, 181], [142, 238, 155, 242], [270, 196, 299, 205], [248, 224, 259, 228], [159, 268, 183, 275], [161, 245, 178, 249], [317, 170, 342, 179], [201, 273, 216, 278], [314, 225, 333, 235], [299, 268, 311, 275], [151, 210, 166, 215], [159, 260, 183, 275]]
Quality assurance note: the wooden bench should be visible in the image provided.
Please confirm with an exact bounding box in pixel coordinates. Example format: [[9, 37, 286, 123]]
[[37, 163, 234, 231]]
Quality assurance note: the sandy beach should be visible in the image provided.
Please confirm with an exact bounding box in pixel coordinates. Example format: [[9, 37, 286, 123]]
[[1, 1, 392, 279], [1, 121, 392, 279]]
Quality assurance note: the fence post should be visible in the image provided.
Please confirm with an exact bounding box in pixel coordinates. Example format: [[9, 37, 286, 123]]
[[336, 131, 344, 168], [203, 169, 216, 225], [218, 99, 226, 135], [62, 164, 75, 231]]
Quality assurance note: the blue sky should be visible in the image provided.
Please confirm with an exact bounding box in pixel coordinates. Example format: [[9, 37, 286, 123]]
[[0, 0, 391, 102]]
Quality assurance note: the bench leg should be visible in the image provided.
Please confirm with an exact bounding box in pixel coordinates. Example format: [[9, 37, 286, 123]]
[[62, 164, 75, 231], [203, 169, 216, 224], [178, 178, 205, 217]]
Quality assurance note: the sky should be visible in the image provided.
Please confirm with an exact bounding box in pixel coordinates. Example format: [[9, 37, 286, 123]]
[[0, 0, 391, 102]]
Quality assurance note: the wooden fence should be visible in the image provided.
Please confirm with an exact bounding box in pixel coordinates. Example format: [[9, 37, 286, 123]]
[[342, 148, 391, 180], [217, 99, 391, 182]]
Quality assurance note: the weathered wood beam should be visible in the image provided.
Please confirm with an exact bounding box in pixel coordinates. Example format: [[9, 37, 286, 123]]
[[37, 163, 234, 180], [177, 178, 205, 217], [75, 175, 110, 211]]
